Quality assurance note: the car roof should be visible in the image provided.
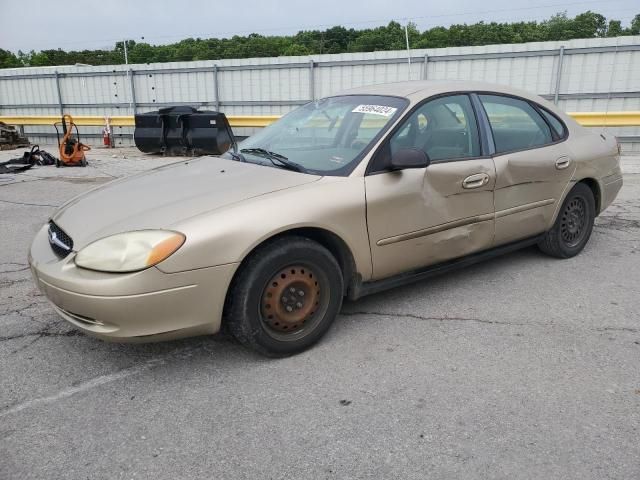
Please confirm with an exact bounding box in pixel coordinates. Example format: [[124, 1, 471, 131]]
[[338, 80, 547, 104]]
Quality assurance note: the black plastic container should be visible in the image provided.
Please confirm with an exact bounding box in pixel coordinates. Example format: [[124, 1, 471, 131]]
[[134, 106, 235, 156]]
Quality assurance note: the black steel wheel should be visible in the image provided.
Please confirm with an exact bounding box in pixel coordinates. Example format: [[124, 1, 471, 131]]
[[538, 182, 595, 258], [560, 196, 588, 247]]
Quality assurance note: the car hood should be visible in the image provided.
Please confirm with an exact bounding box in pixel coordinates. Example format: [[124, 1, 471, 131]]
[[52, 156, 321, 248]]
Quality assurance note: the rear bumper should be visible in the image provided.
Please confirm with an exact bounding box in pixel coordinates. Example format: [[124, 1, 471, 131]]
[[29, 224, 238, 341], [600, 172, 623, 213]]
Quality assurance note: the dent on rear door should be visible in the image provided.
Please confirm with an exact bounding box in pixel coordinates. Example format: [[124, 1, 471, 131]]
[[492, 142, 575, 245]]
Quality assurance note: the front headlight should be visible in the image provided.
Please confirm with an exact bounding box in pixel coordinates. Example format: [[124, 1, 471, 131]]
[[75, 230, 185, 273]]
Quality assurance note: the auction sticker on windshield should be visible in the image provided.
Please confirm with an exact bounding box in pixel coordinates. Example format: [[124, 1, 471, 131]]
[[352, 105, 397, 116]]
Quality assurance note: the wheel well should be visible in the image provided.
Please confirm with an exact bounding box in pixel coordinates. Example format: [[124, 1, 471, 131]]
[[276, 228, 357, 296], [577, 178, 601, 214], [234, 227, 359, 298]]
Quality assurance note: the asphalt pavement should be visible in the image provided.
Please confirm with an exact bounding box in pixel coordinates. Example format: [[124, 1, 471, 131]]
[[1, 147, 639, 479]]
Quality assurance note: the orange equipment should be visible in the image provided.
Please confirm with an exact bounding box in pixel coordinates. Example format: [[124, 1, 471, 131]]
[[54, 114, 90, 167]]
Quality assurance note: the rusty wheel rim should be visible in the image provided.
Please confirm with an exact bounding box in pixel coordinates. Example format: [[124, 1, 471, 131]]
[[261, 264, 323, 337]]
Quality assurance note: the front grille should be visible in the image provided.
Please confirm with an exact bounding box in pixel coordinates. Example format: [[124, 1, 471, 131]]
[[48, 221, 74, 257]]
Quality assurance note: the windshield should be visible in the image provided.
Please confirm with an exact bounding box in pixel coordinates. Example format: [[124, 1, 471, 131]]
[[226, 95, 408, 176]]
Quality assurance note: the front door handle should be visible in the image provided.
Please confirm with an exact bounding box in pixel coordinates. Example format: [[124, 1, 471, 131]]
[[462, 173, 490, 189], [555, 156, 571, 170]]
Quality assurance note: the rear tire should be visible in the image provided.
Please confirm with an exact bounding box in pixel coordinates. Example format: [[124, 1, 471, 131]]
[[224, 236, 344, 357], [538, 182, 595, 258]]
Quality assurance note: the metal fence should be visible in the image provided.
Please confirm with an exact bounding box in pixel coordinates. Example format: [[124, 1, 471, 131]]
[[1, 35, 639, 150]]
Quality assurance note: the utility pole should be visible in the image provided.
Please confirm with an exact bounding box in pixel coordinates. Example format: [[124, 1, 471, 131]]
[[123, 39, 131, 114], [404, 22, 411, 80]]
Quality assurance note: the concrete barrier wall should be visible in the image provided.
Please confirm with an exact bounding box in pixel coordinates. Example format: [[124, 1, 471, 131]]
[[1, 35, 639, 151]]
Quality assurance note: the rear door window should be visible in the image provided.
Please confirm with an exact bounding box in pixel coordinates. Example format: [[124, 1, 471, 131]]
[[479, 94, 553, 154]]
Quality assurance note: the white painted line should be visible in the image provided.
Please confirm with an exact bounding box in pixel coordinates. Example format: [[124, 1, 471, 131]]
[[0, 358, 165, 418]]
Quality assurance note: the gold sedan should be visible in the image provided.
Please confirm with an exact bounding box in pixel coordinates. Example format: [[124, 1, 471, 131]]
[[29, 81, 622, 356]]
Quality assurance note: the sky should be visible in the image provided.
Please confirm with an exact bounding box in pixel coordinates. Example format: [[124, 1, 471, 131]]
[[1, 0, 638, 53]]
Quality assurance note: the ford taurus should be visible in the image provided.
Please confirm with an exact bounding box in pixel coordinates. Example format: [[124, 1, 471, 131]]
[[29, 81, 623, 356]]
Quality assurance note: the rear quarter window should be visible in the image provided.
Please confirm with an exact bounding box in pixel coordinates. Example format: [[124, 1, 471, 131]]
[[479, 94, 553, 154], [539, 108, 567, 138]]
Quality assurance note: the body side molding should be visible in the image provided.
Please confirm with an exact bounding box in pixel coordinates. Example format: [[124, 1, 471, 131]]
[[350, 234, 544, 300]]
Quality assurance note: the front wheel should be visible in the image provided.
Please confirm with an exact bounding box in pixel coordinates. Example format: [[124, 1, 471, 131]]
[[538, 182, 595, 258], [224, 236, 344, 357]]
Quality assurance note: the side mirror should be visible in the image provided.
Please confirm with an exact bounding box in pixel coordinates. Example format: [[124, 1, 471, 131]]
[[389, 148, 430, 170]]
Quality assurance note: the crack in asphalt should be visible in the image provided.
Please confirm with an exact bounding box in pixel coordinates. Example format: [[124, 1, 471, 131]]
[[0, 310, 636, 417], [0, 177, 42, 188], [0, 301, 48, 323], [0, 262, 30, 274], [595, 218, 640, 233], [595, 201, 640, 234], [0, 278, 32, 290], [341, 311, 640, 335], [596, 326, 639, 333], [0, 313, 77, 354], [0, 327, 80, 343], [341, 310, 528, 326], [0, 278, 31, 289]]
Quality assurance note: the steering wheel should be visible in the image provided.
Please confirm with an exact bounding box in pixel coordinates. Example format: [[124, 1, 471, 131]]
[[417, 118, 436, 153]]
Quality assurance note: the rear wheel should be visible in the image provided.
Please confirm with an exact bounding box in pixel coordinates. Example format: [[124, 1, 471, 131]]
[[538, 182, 595, 258], [225, 236, 343, 357]]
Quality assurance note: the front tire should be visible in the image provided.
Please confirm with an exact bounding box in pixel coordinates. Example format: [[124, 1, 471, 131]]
[[538, 182, 595, 258], [224, 236, 344, 357]]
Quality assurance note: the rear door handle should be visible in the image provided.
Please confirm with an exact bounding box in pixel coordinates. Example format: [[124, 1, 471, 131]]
[[555, 156, 571, 170], [462, 173, 490, 189]]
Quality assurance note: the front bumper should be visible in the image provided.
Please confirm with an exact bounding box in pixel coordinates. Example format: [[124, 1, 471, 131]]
[[29, 224, 238, 341]]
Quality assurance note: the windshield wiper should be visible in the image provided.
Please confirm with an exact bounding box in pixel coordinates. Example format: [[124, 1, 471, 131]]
[[240, 148, 306, 173], [226, 150, 247, 162]]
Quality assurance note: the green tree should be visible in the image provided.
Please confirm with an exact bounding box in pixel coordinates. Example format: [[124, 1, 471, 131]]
[[283, 44, 310, 56], [0, 48, 21, 68], [630, 14, 640, 34], [350, 21, 407, 52], [543, 12, 575, 41], [1, 10, 638, 69], [607, 20, 623, 37], [573, 11, 607, 37]]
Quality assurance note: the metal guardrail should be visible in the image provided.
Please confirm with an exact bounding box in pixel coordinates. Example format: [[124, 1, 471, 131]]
[[1, 112, 639, 128], [565, 112, 640, 127]]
